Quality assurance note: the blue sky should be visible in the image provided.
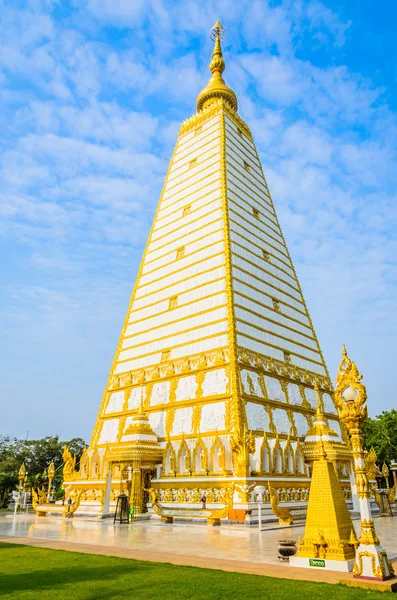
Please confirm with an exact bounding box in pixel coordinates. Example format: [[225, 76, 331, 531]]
[[1, 0, 396, 442]]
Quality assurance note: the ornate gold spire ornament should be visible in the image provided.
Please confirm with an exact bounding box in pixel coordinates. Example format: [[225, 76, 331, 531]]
[[290, 431, 359, 571], [334, 346, 394, 580], [196, 20, 238, 112]]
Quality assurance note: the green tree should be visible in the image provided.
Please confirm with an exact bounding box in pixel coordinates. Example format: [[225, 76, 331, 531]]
[[363, 409, 397, 465], [0, 435, 86, 507]]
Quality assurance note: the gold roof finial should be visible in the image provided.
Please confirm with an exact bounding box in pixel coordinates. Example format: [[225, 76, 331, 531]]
[[196, 20, 238, 113]]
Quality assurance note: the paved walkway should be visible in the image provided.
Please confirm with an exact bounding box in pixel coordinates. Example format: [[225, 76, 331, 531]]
[[1, 514, 397, 592]]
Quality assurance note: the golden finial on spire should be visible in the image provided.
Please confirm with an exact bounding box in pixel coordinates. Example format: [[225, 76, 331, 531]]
[[196, 20, 238, 113], [209, 20, 225, 76]]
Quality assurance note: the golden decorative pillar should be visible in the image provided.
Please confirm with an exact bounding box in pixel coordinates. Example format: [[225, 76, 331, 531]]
[[334, 346, 394, 580], [18, 463, 27, 492], [130, 460, 142, 514], [47, 461, 55, 501]]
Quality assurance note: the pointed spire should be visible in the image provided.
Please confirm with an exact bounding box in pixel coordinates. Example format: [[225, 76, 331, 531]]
[[196, 20, 238, 113], [209, 20, 225, 77]]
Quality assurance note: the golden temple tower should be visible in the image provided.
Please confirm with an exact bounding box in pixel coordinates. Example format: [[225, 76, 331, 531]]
[[63, 22, 346, 519]]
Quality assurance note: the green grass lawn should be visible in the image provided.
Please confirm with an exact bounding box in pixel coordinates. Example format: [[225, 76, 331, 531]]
[[0, 542, 392, 600]]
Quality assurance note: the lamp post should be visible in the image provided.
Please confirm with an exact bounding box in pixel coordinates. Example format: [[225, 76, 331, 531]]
[[254, 485, 266, 530], [334, 346, 394, 580]]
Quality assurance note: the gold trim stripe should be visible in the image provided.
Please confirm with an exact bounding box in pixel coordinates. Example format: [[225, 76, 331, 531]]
[[155, 179, 221, 225], [173, 121, 220, 159], [236, 316, 318, 353], [124, 303, 228, 340], [234, 292, 311, 331], [144, 227, 223, 267], [128, 288, 227, 327], [229, 194, 281, 238], [232, 240, 295, 282], [150, 205, 222, 245], [228, 186, 277, 229], [116, 330, 228, 365], [225, 135, 262, 176], [162, 155, 220, 198], [142, 236, 223, 277], [230, 217, 289, 262], [135, 263, 226, 302], [233, 264, 302, 304], [226, 158, 271, 202], [233, 277, 307, 317], [225, 125, 259, 164], [237, 331, 325, 368], [229, 206, 288, 254], [220, 109, 246, 440], [234, 303, 314, 340], [146, 215, 223, 258], [130, 277, 225, 316], [153, 192, 220, 236], [230, 225, 291, 270], [226, 155, 270, 197], [137, 251, 225, 293], [169, 132, 220, 176], [227, 174, 272, 213], [233, 250, 300, 294], [160, 170, 220, 213]]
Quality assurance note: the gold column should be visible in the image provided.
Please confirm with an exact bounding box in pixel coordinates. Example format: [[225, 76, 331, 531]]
[[335, 346, 394, 580], [18, 464, 27, 492], [47, 461, 55, 501], [130, 460, 142, 514]]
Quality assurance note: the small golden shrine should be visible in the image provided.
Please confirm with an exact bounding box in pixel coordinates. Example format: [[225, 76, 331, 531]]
[[290, 395, 358, 571], [104, 402, 163, 514]]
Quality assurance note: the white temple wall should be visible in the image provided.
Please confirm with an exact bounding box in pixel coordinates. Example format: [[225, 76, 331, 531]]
[[227, 200, 287, 255], [131, 266, 225, 314], [147, 207, 222, 254], [135, 252, 225, 298], [160, 171, 221, 212], [238, 334, 326, 375], [228, 185, 277, 226], [142, 228, 223, 279], [235, 307, 318, 350], [232, 264, 304, 311], [127, 292, 227, 336], [119, 319, 228, 361], [230, 219, 287, 264], [174, 118, 221, 159], [234, 292, 312, 335], [162, 160, 220, 202], [231, 240, 296, 285], [168, 139, 220, 183], [129, 279, 226, 323], [233, 280, 310, 325], [138, 239, 224, 288], [233, 255, 302, 301], [152, 189, 221, 238]]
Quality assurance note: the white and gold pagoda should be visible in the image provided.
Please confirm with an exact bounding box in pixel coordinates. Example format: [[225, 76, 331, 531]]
[[63, 22, 349, 519]]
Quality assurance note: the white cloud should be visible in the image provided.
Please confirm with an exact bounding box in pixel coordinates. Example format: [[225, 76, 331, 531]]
[[1, 0, 396, 439]]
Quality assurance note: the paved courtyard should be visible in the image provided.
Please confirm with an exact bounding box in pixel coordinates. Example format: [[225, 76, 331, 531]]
[[1, 513, 397, 567]]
